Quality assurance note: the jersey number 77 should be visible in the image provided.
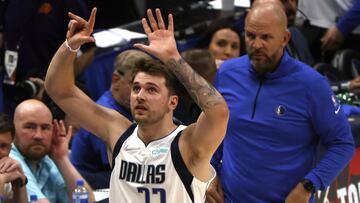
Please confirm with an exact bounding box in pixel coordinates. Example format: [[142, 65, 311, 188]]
[[138, 187, 166, 203]]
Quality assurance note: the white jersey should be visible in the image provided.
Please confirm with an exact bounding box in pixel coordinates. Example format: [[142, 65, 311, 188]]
[[109, 124, 215, 203]]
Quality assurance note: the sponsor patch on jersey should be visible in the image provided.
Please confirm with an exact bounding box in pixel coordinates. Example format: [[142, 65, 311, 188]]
[[151, 147, 169, 156], [275, 105, 285, 116]]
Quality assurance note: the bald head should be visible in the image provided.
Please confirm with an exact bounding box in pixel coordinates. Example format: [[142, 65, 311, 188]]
[[252, 0, 284, 8], [247, 2, 288, 31], [251, 0, 297, 27], [13, 99, 53, 161], [14, 99, 52, 123]]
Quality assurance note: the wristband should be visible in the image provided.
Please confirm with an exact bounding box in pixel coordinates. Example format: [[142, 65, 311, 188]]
[[23, 176, 28, 186], [14, 176, 27, 187], [65, 39, 80, 53], [301, 179, 315, 193]]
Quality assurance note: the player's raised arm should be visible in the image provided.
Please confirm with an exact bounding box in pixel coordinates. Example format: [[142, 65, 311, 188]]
[[45, 8, 131, 150], [134, 9, 229, 165]]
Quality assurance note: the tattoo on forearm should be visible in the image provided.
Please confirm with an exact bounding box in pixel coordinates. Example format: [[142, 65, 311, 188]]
[[167, 58, 224, 110]]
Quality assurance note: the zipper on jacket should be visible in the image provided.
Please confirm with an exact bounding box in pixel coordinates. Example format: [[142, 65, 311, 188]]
[[251, 78, 264, 119]]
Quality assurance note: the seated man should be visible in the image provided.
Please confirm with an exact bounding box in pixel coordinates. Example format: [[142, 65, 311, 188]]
[[70, 49, 152, 189], [10, 99, 94, 203], [0, 113, 27, 203]]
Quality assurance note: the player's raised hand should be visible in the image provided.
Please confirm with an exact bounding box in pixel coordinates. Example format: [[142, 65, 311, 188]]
[[66, 7, 97, 51], [134, 8, 181, 63]]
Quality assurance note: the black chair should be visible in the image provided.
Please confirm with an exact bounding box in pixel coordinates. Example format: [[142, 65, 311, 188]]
[[313, 62, 342, 82], [332, 49, 360, 80]]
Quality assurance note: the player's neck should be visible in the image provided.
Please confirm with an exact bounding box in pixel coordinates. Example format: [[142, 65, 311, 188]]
[[138, 118, 177, 146]]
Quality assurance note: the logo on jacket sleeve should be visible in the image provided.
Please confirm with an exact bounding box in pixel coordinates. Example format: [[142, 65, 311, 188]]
[[331, 95, 341, 114]]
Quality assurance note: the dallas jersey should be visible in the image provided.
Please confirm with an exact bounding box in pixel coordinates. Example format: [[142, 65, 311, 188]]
[[109, 124, 215, 203]]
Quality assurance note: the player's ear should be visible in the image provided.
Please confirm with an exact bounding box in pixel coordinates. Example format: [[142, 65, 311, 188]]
[[169, 95, 178, 111]]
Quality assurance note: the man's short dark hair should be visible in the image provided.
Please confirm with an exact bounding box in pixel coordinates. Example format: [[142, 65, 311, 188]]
[[131, 59, 184, 96], [0, 113, 15, 139]]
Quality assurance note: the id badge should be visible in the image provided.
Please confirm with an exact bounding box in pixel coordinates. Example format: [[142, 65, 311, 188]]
[[4, 50, 18, 78]]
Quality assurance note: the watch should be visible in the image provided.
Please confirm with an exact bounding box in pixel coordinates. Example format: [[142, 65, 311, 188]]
[[301, 179, 315, 193]]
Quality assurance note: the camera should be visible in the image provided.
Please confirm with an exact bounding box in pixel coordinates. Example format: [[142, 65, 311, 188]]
[[3, 79, 40, 103], [15, 80, 39, 97]]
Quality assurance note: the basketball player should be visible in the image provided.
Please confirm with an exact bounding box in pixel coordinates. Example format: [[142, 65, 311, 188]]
[[45, 8, 229, 203]]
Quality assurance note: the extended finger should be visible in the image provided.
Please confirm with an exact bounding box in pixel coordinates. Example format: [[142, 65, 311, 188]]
[[53, 119, 60, 136], [67, 126, 73, 138], [0, 161, 11, 173], [56, 120, 68, 138], [147, 9, 159, 31], [6, 162, 18, 173], [141, 18, 152, 35], [68, 20, 79, 37], [0, 162, 5, 172], [155, 8, 165, 30], [68, 12, 87, 25], [59, 120, 66, 134], [133, 43, 151, 55], [168, 14, 174, 32], [78, 36, 96, 44], [68, 20, 73, 30], [87, 7, 97, 34]]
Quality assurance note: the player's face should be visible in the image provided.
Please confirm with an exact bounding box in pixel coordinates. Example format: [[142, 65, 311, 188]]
[[130, 72, 176, 125], [0, 132, 12, 159]]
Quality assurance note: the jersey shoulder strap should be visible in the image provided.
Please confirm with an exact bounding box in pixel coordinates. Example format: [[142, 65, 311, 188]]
[[112, 123, 137, 169], [171, 130, 194, 202]]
